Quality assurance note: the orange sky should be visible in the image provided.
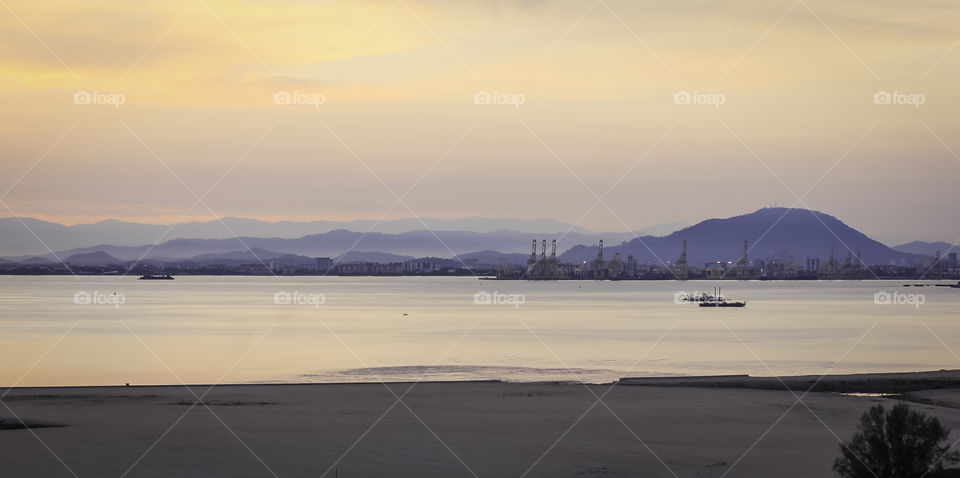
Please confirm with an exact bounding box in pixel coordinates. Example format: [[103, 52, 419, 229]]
[[1, 0, 959, 243]]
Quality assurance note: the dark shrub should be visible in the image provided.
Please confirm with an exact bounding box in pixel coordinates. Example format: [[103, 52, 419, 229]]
[[835, 403, 959, 478]]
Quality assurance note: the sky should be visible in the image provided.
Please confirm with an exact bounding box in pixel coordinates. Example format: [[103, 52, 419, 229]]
[[1, 0, 958, 245]]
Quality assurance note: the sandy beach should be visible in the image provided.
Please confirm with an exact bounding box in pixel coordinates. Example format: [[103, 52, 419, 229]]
[[5, 372, 960, 477]]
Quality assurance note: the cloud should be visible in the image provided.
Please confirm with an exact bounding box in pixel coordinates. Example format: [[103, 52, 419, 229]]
[[1, 0, 959, 240]]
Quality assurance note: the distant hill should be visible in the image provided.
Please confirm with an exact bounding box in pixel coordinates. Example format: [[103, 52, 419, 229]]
[[560, 208, 921, 266], [456, 250, 529, 266], [893, 241, 956, 257], [17, 256, 55, 265], [336, 251, 415, 264], [0, 216, 672, 257], [7, 229, 629, 263], [63, 251, 124, 266], [3, 209, 923, 267], [183, 248, 312, 266]]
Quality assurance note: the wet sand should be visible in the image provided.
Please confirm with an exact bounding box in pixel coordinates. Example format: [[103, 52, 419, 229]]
[[4, 373, 960, 477]]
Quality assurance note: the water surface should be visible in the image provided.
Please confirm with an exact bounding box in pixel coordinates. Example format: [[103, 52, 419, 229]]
[[1, 276, 955, 386]]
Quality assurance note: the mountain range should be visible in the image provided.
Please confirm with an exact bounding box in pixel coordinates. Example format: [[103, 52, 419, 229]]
[[0, 216, 684, 257], [0, 208, 943, 267], [9, 230, 625, 265], [892, 241, 956, 257]]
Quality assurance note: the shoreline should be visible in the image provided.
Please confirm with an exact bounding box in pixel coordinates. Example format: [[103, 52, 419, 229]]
[[5, 373, 960, 476], [2, 272, 957, 281], [7, 368, 960, 392]]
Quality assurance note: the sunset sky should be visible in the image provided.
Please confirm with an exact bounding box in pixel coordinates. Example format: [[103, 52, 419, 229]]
[[1, 0, 959, 244]]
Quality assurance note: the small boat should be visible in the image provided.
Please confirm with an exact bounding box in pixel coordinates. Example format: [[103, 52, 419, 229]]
[[699, 299, 747, 308], [698, 287, 747, 308], [138, 274, 174, 280]]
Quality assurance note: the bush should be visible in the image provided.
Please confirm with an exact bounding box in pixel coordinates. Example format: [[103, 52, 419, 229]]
[[835, 403, 959, 478]]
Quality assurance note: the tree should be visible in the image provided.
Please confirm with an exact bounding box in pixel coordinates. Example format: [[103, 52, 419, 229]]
[[835, 403, 959, 478]]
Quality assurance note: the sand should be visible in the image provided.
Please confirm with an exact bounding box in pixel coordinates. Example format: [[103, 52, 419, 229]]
[[4, 375, 960, 477]]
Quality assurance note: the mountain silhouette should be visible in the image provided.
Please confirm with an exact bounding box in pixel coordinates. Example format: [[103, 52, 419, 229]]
[[559, 208, 920, 266]]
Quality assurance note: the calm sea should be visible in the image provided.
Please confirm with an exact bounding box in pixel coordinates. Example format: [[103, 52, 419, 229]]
[[1, 276, 956, 387]]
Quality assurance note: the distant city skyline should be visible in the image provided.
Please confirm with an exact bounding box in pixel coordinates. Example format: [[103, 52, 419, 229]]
[[3, 0, 960, 246]]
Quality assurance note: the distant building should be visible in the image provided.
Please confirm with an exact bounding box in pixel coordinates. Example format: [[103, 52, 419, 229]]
[[674, 240, 688, 280], [705, 262, 726, 280], [736, 240, 750, 280], [269, 262, 297, 275], [404, 259, 444, 274], [805, 257, 820, 273], [335, 262, 402, 275], [820, 247, 838, 279], [524, 239, 565, 279], [607, 253, 623, 279], [315, 257, 333, 272]]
